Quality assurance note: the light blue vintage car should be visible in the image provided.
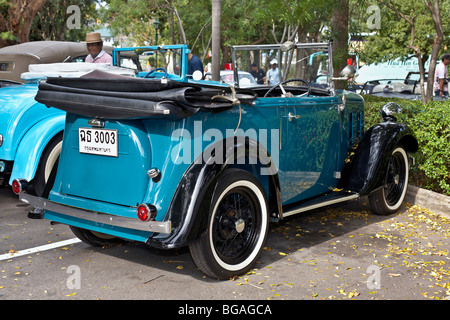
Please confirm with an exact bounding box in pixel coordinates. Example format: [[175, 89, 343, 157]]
[[0, 43, 157, 195], [0, 61, 134, 195], [17, 42, 418, 279]]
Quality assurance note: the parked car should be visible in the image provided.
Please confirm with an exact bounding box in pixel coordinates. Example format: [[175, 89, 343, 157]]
[[17, 42, 418, 279], [0, 41, 113, 83], [0, 43, 133, 195], [357, 72, 428, 99]]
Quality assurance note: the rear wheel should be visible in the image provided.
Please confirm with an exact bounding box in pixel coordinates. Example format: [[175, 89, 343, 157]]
[[70, 226, 126, 247], [369, 147, 409, 215], [189, 169, 269, 280], [33, 132, 63, 196]]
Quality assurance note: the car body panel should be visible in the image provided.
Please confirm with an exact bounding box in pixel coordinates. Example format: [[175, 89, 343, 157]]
[[9, 114, 65, 184], [0, 83, 65, 184]]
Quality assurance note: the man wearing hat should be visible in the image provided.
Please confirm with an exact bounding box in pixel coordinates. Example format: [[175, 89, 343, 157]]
[[84, 32, 112, 65], [267, 59, 281, 86]]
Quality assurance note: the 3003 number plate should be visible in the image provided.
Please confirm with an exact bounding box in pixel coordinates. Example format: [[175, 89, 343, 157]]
[[79, 128, 118, 157]]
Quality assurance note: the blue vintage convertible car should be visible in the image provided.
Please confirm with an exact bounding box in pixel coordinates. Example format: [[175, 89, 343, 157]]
[[17, 42, 418, 279]]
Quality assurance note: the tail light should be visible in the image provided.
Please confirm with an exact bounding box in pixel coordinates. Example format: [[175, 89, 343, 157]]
[[137, 203, 157, 222], [12, 179, 28, 195]]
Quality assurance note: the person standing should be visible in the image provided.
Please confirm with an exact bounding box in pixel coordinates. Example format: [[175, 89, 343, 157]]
[[250, 63, 265, 84], [267, 59, 281, 86], [188, 52, 204, 78], [434, 53, 450, 97], [84, 32, 113, 65]]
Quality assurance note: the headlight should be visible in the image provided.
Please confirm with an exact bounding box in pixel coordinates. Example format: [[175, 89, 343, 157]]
[[381, 102, 402, 122], [0, 134, 3, 147]]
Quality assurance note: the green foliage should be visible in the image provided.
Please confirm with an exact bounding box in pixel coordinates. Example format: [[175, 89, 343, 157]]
[[364, 95, 450, 195], [351, 0, 450, 64], [30, 0, 98, 42]]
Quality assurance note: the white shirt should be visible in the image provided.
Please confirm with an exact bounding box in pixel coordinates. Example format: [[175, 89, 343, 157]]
[[85, 49, 113, 65], [434, 61, 448, 92], [267, 67, 281, 86]]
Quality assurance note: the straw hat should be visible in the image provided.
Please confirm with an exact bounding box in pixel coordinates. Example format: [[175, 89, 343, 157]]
[[85, 32, 102, 44]]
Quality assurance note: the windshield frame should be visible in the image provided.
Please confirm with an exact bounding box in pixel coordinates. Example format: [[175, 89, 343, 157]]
[[113, 44, 188, 81], [230, 42, 335, 95]]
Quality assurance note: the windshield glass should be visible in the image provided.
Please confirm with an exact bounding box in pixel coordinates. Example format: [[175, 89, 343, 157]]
[[115, 47, 182, 76], [230, 43, 331, 89]]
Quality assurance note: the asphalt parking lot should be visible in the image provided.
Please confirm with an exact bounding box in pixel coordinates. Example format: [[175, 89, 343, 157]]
[[1, 185, 449, 302]]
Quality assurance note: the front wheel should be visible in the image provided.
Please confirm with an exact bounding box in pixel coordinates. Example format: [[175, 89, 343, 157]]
[[189, 169, 269, 280], [369, 147, 409, 215]]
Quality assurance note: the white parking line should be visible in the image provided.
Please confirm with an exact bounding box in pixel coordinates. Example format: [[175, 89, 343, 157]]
[[0, 238, 82, 261]]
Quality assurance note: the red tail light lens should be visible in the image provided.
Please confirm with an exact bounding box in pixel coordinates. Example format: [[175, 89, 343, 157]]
[[12, 179, 28, 195], [137, 203, 157, 222]]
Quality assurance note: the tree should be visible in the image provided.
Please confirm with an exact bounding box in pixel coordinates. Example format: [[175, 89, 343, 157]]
[[0, 0, 47, 47], [30, 0, 98, 42], [330, 0, 349, 89], [355, 0, 449, 103], [424, 0, 444, 101], [211, 0, 221, 81]]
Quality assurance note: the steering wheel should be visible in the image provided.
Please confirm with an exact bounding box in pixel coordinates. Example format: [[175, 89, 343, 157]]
[[264, 78, 311, 98], [144, 67, 168, 78]]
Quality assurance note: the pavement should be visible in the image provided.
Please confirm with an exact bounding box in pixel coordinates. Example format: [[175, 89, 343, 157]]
[[1, 184, 449, 302]]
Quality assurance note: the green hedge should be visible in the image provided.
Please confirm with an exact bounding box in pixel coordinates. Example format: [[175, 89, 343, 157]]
[[364, 95, 450, 196]]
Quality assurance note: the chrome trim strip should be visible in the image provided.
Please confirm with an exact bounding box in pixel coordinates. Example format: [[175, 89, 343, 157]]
[[19, 193, 171, 234], [282, 194, 359, 218]]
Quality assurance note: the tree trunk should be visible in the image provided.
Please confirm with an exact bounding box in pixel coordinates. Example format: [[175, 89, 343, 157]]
[[8, 0, 48, 43], [424, 0, 444, 102], [331, 0, 349, 90], [211, 0, 221, 81]]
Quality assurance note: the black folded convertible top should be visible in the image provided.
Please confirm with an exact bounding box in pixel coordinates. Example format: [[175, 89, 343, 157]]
[[35, 70, 256, 120]]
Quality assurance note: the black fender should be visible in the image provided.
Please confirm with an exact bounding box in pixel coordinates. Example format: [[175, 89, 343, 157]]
[[146, 136, 282, 249], [339, 121, 418, 196]]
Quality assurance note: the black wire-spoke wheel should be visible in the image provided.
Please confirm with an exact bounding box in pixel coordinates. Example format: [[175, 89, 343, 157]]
[[369, 147, 409, 215], [189, 169, 269, 280]]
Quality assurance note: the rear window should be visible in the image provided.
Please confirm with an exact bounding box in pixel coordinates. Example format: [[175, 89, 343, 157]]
[[0, 62, 14, 72]]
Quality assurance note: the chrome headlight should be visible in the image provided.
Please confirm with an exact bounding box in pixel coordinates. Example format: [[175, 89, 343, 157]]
[[381, 102, 402, 122]]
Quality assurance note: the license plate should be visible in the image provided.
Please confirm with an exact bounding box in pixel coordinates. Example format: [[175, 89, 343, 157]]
[[78, 128, 118, 157]]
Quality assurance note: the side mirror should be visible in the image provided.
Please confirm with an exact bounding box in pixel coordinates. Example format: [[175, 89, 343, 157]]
[[331, 65, 357, 81], [281, 41, 295, 52], [339, 65, 356, 79]]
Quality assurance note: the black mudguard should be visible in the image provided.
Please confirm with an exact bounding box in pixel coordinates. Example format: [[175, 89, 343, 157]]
[[146, 137, 282, 249], [339, 121, 418, 196]]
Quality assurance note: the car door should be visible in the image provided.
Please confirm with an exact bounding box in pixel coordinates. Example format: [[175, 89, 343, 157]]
[[280, 95, 343, 205]]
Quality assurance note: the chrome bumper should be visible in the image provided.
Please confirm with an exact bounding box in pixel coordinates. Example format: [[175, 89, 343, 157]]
[[19, 193, 171, 234]]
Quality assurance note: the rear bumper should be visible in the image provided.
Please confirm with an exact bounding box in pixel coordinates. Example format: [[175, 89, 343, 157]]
[[19, 193, 171, 234]]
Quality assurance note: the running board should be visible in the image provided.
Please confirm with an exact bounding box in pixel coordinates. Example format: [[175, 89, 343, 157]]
[[282, 192, 359, 218]]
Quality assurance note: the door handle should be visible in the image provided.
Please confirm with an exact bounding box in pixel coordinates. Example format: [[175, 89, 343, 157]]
[[288, 112, 301, 122]]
